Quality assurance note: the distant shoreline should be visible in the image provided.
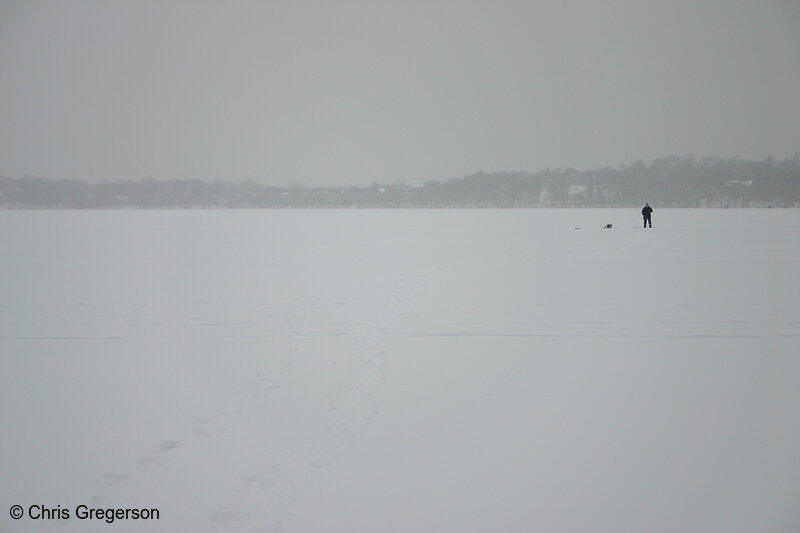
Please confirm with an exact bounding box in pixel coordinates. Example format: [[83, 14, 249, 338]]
[[3, 154, 798, 209]]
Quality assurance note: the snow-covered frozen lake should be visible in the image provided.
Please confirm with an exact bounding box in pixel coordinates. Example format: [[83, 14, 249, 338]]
[[2, 208, 799, 532]]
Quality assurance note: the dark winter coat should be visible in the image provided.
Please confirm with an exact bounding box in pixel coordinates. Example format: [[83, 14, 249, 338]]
[[642, 206, 653, 218]]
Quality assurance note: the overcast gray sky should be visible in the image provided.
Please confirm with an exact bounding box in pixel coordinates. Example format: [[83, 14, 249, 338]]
[[1, 0, 798, 186]]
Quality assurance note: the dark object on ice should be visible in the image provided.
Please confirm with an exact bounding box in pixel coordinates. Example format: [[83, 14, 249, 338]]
[[641, 203, 653, 228], [604, 224, 613, 229]]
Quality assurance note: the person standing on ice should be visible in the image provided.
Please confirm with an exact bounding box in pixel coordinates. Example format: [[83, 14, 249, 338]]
[[641, 203, 653, 228]]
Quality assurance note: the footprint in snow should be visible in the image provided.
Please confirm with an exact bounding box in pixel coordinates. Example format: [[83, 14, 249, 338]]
[[102, 473, 130, 486], [157, 440, 180, 452]]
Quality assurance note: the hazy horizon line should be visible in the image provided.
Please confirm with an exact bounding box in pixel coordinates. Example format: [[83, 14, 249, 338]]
[[3, 151, 798, 188]]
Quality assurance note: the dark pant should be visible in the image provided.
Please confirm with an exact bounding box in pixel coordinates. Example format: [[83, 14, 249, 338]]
[[643, 215, 651, 227]]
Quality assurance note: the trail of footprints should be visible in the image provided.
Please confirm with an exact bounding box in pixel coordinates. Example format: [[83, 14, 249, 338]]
[[87, 288, 398, 532], [210, 299, 392, 531], [86, 305, 299, 511]]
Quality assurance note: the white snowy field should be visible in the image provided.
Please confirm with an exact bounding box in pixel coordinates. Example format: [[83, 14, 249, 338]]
[[1, 208, 799, 532]]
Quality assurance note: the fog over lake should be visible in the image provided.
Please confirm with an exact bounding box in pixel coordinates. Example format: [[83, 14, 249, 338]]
[[2, 1, 799, 186]]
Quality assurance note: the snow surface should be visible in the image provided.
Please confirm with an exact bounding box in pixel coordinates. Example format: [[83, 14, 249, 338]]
[[1, 208, 799, 532]]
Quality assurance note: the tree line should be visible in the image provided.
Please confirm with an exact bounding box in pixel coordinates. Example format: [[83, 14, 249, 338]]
[[1, 154, 798, 208]]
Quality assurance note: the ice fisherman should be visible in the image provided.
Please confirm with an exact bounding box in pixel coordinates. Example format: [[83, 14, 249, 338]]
[[642, 203, 653, 228]]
